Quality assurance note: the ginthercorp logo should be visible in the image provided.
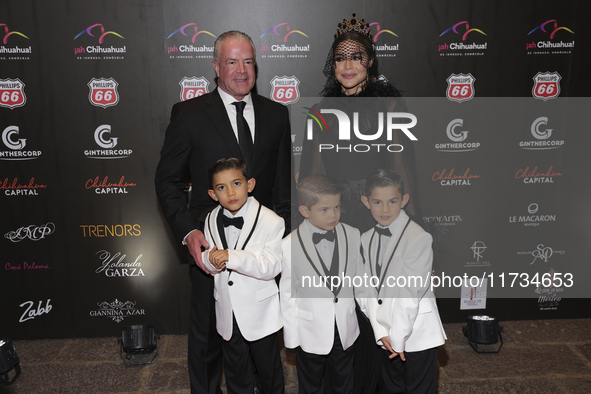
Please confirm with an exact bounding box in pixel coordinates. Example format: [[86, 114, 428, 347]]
[[1, 177, 47, 196], [0, 78, 26, 109], [466, 241, 490, 267], [435, 119, 480, 152], [519, 116, 564, 150], [89, 299, 145, 323], [303, 107, 417, 153], [94, 250, 145, 277], [446, 73, 475, 102], [179, 76, 209, 101], [0, 125, 41, 160], [167, 24, 215, 59], [438, 21, 487, 56], [532, 72, 561, 100], [432, 168, 480, 186], [370, 22, 398, 57], [84, 124, 132, 159], [515, 165, 563, 184], [74, 24, 126, 59], [259, 23, 309, 58], [88, 77, 119, 108], [526, 19, 575, 54], [0, 24, 32, 59], [509, 203, 556, 227], [270, 76, 300, 105]]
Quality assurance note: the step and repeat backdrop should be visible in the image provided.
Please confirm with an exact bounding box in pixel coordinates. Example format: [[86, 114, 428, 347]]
[[1, 0, 589, 339]]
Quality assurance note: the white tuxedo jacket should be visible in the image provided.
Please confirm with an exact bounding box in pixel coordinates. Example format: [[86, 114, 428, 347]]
[[362, 210, 446, 353], [202, 197, 284, 342], [280, 220, 364, 355]]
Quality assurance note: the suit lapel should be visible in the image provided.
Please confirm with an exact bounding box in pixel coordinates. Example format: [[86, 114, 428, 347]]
[[234, 197, 259, 250], [251, 94, 267, 170], [333, 223, 348, 297], [206, 88, 244, 161], [297, 221, 326, 278], [207, 206, 227, 250]]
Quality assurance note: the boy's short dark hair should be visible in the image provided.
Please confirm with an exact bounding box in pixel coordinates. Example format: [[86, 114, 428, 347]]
[[208, 157, 249, 188], [365, 169, 405, 197], [297, 174, 342, 208]]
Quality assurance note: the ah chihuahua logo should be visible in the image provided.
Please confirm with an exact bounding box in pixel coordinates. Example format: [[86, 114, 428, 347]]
[[74, 24, 124, 43], [440, 21, 486, 41], [525, 20, 575, 54], [261, 23, 308, 42], [438, 21, 487, 55], [369, 22, 399, 56], [259, 23, 309, 57], [74, 24, 126, 58], [166, 24, 215, 58], [0, 24, 32, 59], [167, 24, 216, 42], [0, 24, 29, 44]]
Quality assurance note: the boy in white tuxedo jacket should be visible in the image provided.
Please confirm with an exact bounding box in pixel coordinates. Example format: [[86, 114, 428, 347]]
[[280, 174, 366, 394], [202, 158, 284, 394], [360, 169, 446, 394]]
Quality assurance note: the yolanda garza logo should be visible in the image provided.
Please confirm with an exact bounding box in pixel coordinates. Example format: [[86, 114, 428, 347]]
[[270, 76, 300, 105], [88, 78, 119, 108], [19, 299, 52, 323], [0, 78, 26, 109], [516, 244, 565, 265], [90, 299, 145, 323], [466, 241, 490, 267], [179, 76, 210, 101], [435, 119, 480, 152], [5, 222, 55, 242], [167, 24, 215, 59], [85, 175, 137, 194], [84, 125, 132, 159], [446, 73, 475, 103], [80, 224, 141, 237], [370, 22, 399, 58], [423, 214, 462, 227], [432, 168, 480, 186], [303, 107, 418, 153], [526, 20, 575, 55], [519, 116, 564, 150], [1, 177, 47, 196], [0, 125, 41, 161], [515, 165, 563, 184], [509, 203, 556, 227], [0, 24, 32, 60], [94, 250, 145, 277], [74, 24, 126, 60], [438, 21, 487, 56], [259, 23, 310, 59], [532, 72, 561, 100]]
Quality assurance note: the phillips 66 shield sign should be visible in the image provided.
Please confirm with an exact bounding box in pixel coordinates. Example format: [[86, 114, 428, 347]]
[[88, 77, 120, 108], [446, 73, 475, 103], [0, 78, 26, 109], [270, 75, 300, 105], [532, 72, 561, 101]]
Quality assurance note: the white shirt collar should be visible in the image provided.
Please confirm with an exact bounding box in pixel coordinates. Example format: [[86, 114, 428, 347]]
[[217, 87, 252, 108]]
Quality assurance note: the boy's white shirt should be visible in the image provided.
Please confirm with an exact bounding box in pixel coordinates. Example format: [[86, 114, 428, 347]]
[[362, 209, 447, 353], [202, 196, 284, 342], [280, 219, 367, 355]]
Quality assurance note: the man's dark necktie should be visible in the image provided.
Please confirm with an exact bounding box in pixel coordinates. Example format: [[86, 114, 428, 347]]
[[222, 215, 244, 229], [313, 230, 335, 244], [375, 226, 391, 277], [232, 101, 254, 170]]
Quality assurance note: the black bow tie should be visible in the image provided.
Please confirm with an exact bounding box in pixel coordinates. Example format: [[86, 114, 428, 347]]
[[222, 215, 244, 229], [375, 226, 392, 237], [313, 231, 335, 244]]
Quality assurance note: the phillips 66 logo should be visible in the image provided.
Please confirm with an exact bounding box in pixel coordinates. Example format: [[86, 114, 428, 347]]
[[446, 73, 475, 103], [88, 77, 120, 108], [270, 75, 300, 105], [532, 72, 561, 101], [0, 78, 26, 109], [179, 76, 210, 102]]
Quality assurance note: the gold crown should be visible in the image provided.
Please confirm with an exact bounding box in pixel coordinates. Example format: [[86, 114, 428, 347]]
[[335, 13, 372, 39]]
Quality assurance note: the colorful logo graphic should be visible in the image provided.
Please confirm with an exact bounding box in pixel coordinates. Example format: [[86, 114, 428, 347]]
[[440, 21, 486, 41], [179, 76, 209, 101], [88, 78, 119, 108], [369, 22, 398, 42], [74, 24, 124, 43], [446, 73, 475, 103], [532, 72, 561, 101], [0, 78, 26, 109], [270, 76, 300, 105], [261, 23, 308, 42], [167, 24, 216, 42], [0, 24, 29, 44], [528, 20, 574, 39]]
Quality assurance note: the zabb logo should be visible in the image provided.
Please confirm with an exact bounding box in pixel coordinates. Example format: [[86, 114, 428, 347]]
[[435, 119, 480, 152], [270, 76, 299, 105], [88, 78, 119, 108], [0, 78, 26, 109], [84, 125, 132, 159], [0, 125, 41, 160]]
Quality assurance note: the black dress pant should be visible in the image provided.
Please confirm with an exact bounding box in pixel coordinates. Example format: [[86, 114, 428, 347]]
[[296, 324, 355, 394], [222, 315, 284, 394], [379, 347, 438, 394], [354, 303, 382, 394]]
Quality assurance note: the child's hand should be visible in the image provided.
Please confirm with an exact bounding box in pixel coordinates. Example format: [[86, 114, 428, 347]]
[[381, 336, 405, 360], [209, 247, 228, 270]]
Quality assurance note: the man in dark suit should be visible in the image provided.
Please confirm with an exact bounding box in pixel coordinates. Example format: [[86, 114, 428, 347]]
[[155, 30, 291, 394]]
